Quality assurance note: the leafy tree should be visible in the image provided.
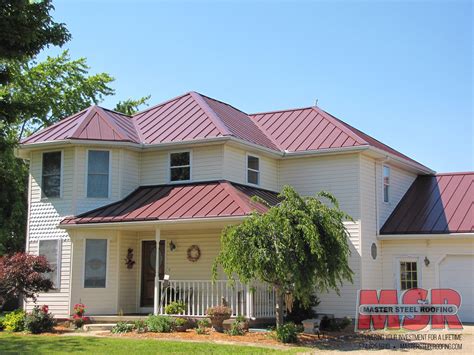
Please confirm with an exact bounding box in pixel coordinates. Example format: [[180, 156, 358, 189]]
[[114, 95, 151, 115], [213, 186, 353, 327], [0, 252, 53, 309]]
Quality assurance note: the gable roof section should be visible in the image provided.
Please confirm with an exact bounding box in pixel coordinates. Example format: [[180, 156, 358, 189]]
[[60, 180, 279, 225], [381, 172, 474, 234], [21, 106, 140, 144]]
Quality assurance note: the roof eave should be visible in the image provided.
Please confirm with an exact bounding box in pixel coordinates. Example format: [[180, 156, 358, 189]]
[[378, 232, 474, 240], [366, 146, 435, 175]]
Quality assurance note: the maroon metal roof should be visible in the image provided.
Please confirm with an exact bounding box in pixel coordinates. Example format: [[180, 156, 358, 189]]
[[20, 91, 429, 170], [61, 181, 279, 225], [249, 106, 429, 169], [381, 172, 474, 234], [21, 106, 140, 144]]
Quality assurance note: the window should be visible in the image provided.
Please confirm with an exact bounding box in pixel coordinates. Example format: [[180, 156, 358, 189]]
[[383, 165, 390, 203], [247, 155, 260, 185], [400, 261, 418, 290], [84, 239, 107, 288], [39, 240, 60, 289], [170, 152, 190, 181], [87, 150, 110, 198], [42, 152, 62, 198]]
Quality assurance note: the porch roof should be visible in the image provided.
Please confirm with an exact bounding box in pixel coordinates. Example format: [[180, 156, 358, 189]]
[[60, 180, 279, 226]]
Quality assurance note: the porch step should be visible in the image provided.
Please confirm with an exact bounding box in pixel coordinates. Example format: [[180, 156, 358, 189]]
[[83, 323, 117, 332]]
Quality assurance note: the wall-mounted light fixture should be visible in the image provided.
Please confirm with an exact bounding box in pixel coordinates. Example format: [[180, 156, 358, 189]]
[[169, 240, 176, 251], [424, 256, 430, 267]]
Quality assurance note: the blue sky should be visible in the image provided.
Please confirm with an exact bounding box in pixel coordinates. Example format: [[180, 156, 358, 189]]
[[47, 0, 472, 172]]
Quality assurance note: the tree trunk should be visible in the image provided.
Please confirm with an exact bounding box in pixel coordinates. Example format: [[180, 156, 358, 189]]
[[275, 287, 284, 328]]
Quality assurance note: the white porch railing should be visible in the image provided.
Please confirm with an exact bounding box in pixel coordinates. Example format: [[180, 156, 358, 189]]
[[157, 280, 275, 319]]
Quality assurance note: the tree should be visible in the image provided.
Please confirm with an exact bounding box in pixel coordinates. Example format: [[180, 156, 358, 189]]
[[213, 186, 354, 327], [0, 0, 71, 126], [0, 252, 54, 309], [0, 51, 150, 254], [114, 95, 151, 115]]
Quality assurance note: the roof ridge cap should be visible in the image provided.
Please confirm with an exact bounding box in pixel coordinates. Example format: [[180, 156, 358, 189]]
[[312, 107, 368, 145], [189, 92, 231, 136], [247, 113, 282, 150], [132, 91, 192, 117], [249, 106, 314, 116], [97, 107, 141, 142], [70, 105, 99, 138]]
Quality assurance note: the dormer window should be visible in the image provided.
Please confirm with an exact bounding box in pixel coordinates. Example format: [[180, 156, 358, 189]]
[[247, 155, 260, 185], [383, 165, 390, 203], [170, 151, 191, 182]]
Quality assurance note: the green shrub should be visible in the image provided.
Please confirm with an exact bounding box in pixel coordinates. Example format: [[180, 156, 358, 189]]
[[174, 317, 187, 327], [111, 321, 133, 334], [4, 310, 26, 332], [196, 326, 208, 335], [133, 320, 146, 333], [146, 315, 174, 333], [235, 315, 246, 322], [197, 318, 211, 328], [164, 301, 186, 315], [276, 322, 298, 343], [225, 321, 245, 336], [24, 306, 55, 334]]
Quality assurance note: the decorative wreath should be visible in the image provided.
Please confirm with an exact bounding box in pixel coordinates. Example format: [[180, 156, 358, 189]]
[[187, 245, 201, 262]]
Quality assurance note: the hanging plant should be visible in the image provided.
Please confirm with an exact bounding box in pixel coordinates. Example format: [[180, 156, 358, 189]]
[[187, 245, 201, 262]]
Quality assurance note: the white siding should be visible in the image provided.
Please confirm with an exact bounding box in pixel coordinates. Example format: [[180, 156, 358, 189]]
[[120, 150, 140, 197], [70, 230, 119, 315], [378, 164, 416, 227], [279, 153, 361, 219], [223, 145, 278, 191], [381, 238, 474, 290], [117, 231, 139, 314], [359, 155, 383, 289], [25, 239, 72, 318], [140, 145, 224, 185]]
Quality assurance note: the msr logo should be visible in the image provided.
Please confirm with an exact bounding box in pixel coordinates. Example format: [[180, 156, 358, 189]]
[[355, 288, 463, 331]]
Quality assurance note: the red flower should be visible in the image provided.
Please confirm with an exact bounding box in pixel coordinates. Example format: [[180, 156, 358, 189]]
[[41, 305, 49, 313]]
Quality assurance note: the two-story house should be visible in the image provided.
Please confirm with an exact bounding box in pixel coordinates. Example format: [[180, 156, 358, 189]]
[[16, 91, 474, 323]]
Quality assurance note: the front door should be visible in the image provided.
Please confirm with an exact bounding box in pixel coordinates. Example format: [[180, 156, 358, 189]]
[[141, 240, 165, 307]]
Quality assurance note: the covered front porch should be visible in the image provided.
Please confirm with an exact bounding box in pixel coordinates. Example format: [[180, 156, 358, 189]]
[[66, 222, 275, 320]]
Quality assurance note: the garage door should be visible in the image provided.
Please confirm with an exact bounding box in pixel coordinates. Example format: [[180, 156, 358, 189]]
[[439, 255, 474, 323]]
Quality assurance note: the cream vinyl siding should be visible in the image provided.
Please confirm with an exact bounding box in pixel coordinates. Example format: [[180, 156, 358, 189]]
[[359, 155, 383, 289], [120, 150, 140, 197], [223, 145, 278, 191], [70, 230, 119, 315], [140, 145, 224, 185], [117, 231, 140, 314], [279, 153, 361, 219], [378, 164, 416, 226], [381, 237, 474, 291], [25, 239, 71, 318]]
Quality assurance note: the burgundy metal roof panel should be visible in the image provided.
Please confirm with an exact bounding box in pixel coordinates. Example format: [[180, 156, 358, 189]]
[[60, 181, 279, 225], [380, 172, 474, 234], [21, 106, 140, 144]]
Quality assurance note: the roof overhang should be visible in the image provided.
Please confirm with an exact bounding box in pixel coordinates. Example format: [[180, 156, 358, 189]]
[[378, 233, 474, 240], [60, 215, 246, 232]]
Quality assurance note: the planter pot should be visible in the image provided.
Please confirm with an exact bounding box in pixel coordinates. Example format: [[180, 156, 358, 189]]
[[210, 315, 231, 332]]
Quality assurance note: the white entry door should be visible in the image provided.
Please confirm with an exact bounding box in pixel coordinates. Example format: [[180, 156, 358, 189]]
[[439, 255, 474, 323]]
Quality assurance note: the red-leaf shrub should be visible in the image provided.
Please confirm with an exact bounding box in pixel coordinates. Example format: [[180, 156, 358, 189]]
[[0, 253, 54, 307]]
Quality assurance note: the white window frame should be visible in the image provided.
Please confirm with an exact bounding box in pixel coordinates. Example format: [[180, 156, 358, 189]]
[[168, 150, 192, 183], [246, 153, 260, 186], [85, 149, 112, 199], [41, 150, 64, 200], [83, 238, 110, 289], [382, 165, 391, 203], [394, 256, 422, 292], [38, 239, 62, 291]]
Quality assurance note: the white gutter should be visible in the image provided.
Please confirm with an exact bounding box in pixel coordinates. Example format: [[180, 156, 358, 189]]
[[378, 233, 474, 240], [58, 215, 246, 230], [368, 146, 435, 175], [283, 145, 369, 158]]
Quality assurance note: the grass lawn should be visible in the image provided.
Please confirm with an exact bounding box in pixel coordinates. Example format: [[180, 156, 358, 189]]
[[0, 332, 302, 354]]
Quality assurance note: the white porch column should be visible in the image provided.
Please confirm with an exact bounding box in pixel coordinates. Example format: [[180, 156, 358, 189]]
[[153, 227, 161, 315]]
